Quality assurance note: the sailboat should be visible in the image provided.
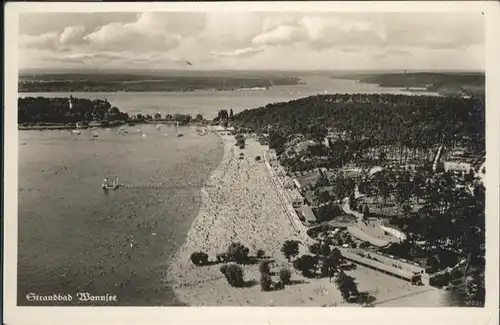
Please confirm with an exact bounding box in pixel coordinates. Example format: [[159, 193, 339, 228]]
[[175, 121, 183, 137]]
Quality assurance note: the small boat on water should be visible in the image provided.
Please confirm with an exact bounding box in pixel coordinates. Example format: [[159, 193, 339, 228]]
[[177, 134, 184, 137], [102, 176, 120, 191]]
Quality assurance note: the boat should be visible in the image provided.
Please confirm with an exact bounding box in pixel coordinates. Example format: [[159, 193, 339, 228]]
[[89, 121, 102, 128], [102, 177, 119, 191], [176, 134, 184, 137]]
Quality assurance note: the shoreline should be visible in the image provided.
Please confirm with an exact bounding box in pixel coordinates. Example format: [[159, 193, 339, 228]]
[[166, 134, 304, 305], [166, 134, 450, 307], [18, 121, 203, 131]]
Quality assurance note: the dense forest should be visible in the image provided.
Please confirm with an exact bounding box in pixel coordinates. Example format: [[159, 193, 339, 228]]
[[234, 92, 485, 305], [233, 93, 485, 170], [18, 73, 302, 92], [18, 97, 129, 125]]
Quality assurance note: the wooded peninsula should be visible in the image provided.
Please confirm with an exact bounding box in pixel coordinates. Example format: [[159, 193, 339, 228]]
[[18, 73, 303, 93]]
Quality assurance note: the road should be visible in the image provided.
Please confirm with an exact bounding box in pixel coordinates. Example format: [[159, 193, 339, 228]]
[[262, 150, 314, 245]]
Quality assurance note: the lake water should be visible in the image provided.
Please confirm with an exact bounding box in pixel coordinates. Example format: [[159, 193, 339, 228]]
[[17, 76, 448, 306], [18, 127, 223, 305], [18, 77, 440, 119]]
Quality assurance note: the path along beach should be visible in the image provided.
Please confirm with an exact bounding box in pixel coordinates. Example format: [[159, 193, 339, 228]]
[[167, 134, 448, 306]]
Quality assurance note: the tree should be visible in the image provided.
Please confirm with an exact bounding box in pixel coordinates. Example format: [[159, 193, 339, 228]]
[[464, 169, 475, 182], [321, 242, 332, 257], [260, 273, 273, 291], [83, 111, 92, 122], [195, 114, 204, 122], [281, 240, 300, 261], [327, 248, 343, 273], [279, 268, 292, 285], [259, 260, 271, 274], [236, 138, 246, 148], [309, 243, 322, 256], [18, 97, 130, 125], [218, 109, 229, 121], [190, 252, 209, 266], [220, 263, 245, 287], [349, 193, 356, 210], [153, 112, 162, 120], [227, 242, 250, 264], [216, 253, 228, 263], [362, 204, 370, 220], [256, 249, 265, 259], [109, 106, 120, 114], [335, 270, 358, 302], [323, 248, 342, 281], [229, 109, 234, 121], [293, 254, 318, 277]]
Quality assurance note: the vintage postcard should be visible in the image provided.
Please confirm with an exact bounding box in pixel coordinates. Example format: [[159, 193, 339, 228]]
[[3, 1, 499, 325]]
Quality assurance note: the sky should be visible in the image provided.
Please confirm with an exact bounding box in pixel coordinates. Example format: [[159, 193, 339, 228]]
[[18, 11, 485, 71]]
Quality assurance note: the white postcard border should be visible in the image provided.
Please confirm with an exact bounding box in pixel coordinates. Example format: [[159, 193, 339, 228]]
[[4, 2, 499, 325]]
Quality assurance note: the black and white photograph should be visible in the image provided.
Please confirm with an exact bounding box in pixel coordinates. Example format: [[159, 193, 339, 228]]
[[3, 1, 499, 324]]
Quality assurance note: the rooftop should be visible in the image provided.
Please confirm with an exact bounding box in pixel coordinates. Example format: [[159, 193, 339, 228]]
[[342, 249, 423, 280], [289, 188, 303, 201], [301, 205, 317, 223], [347, 219, 399, 247]]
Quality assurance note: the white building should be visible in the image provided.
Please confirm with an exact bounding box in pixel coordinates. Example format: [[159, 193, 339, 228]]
[[292, 178, 302, 191], [444, 161, 473, 173], [267, 149, 277, 162], [290, 189, 304, 208], [323, 137, 330, 148]]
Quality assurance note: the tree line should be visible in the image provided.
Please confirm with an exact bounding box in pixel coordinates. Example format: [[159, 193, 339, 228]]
[[234, 94, 485, 169], [18, 96, 129, 125]]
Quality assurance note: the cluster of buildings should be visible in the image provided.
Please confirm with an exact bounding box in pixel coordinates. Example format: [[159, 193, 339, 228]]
[[266, 149, 320, 222]]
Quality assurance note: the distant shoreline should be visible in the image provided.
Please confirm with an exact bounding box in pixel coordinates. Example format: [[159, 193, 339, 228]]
[[17, 88, 272, 93], [18, 74, 303, 93], [18, 120, 200, 131]]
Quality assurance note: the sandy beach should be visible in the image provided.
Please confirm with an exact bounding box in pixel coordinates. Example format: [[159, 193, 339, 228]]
[[166, 134, 448, 307]]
